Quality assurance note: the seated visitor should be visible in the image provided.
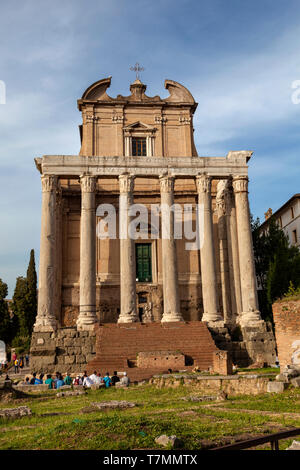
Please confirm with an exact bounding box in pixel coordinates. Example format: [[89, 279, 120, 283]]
[[89, 371, 98, 383], [73, 376, 83, 386], [34, 373, 44, 385], [120, 372, 130, 387], [111, 371, 120, 386], [56, 374, 65, 389], [64, 373, 72, 386], [30, 373, 37, 385], [93, 373, 103, 385], [83, 375, 94, 388], [103, 372, 112, 388], [45, 374, 54, 389]]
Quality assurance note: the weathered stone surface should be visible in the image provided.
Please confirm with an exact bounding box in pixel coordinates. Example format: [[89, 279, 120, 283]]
[[273, 300, 300, 369], [155, 435, 180, 448], [290, 377, 300, 388], [14, 384, 50, 392], [267, 381, 288, 393], [151, 374, 271, 396], [57, 390, 86, 398], [0, 406, 32, 419], [91, 401, 136, 410], [286, 440, 300, 450]]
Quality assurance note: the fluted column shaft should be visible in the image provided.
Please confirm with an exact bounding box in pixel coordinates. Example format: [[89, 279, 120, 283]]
[[34, 175, 58, 332], [233, 176, 261, 325], [196, 175, 223, 323], [160, 175, 183, 322], [225, 180, 242, 321], [118, 174, 138, 323], [77, 175, 98, 330], [216, 180, 231, 323]]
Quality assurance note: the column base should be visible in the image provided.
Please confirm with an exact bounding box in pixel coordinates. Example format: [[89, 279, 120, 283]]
[[161, 312, 183, 323], [76, 308, 98, 331], [76, 322, 98, 331], [237, 310, 262, 327], [117, 313, 139, 324], [33, 315, 57, 333], [201, 312, 223, 323]]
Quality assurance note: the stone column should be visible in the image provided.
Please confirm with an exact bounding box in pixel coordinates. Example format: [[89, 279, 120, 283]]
[[232, 176, 261, 325], [77, 175, 98, 331], [225, 179, 242, 321], [216, 180, 231, 323], [159, 175, 183, 322], [118, 174, 138, 323], [196, 174, 223, 323], [34, 175, 58, 332]]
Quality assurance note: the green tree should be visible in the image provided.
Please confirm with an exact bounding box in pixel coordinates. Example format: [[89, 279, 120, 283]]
[[25, 249, 37, 334], [0, 279, 12, 343], [252, 215, 300, 321], [12, 276, 29, 337]]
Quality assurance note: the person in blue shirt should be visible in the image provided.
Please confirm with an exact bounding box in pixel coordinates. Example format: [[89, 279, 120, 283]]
[[56, 374, 65, 389], [103, 372, 111, 388], [34, 373, 44, 385]]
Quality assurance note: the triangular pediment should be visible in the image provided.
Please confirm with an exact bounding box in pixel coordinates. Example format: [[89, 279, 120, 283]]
[[123, 121, 154, 130]]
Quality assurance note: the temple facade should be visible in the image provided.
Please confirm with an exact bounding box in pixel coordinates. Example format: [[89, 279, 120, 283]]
[[31, 77, 276, 373]]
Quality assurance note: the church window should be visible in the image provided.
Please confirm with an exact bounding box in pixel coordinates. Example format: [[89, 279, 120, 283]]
[[132, 137, 147, 156]]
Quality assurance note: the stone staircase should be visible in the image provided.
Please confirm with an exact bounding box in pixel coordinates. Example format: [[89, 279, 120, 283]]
[[87, 321, 220, 382]]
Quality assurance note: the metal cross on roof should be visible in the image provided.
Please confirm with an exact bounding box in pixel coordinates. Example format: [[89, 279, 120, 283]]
[[130, 62, 145, 80]]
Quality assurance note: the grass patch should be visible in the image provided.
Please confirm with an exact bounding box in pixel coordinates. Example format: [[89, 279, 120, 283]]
[[0, 385, 299, 450]]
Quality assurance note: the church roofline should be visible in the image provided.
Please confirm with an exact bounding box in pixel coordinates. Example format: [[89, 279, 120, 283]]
[[77, 76, 198, 111]]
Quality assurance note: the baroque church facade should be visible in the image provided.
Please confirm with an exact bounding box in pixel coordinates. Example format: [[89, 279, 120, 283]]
[[31, 76, 276, 374]]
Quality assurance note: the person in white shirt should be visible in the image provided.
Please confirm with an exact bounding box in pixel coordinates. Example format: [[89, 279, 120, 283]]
[[93, 373, 103, 385], [83, 375, 94, 388], [120, 372, 130, 387], [89, 371, 98, 384]]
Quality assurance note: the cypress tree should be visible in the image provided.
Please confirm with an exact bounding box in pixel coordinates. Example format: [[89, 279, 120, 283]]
[[12, 276, 29, 337], [26, 249, 37, 334]]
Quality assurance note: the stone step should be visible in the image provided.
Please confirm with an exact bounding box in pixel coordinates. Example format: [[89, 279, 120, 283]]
[[87, 321, 220, 380]]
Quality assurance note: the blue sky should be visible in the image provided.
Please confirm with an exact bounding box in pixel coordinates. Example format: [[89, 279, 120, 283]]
[[0, 0, 300, 296]]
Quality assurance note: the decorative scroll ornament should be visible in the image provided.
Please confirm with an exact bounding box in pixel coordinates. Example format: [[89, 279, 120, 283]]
[[85, 114, 100, 123], [232, 176, 248, 193], [159, 174, 175, 193], [155, 116, 167, 124], [119, 173, 135, 193], [179, 116, 192, 124], [196, 174, 211, 193], [41, 175, 58, 192], [80, 174, 97, 192], [112, 114, 124, 123]]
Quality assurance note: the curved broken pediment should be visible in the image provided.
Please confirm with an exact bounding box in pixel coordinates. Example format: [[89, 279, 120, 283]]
[[164, 79, 195, 104], [81, 77, 112, 101]]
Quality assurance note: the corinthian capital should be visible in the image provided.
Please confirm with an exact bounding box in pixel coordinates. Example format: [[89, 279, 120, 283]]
[[80, 174, 96, 192], [159, 175, 175, 193], [41, 175, 58, 192], [195, 174, 211, 193], [232, 176, 248, 193], [119, 173, 135, 193]]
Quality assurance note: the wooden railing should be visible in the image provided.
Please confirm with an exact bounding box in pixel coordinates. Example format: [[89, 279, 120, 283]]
[[211, 428, 300, 450]]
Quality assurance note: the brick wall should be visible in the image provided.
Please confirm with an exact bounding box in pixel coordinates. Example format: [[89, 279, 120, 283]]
[[273, 299, 300, 369]]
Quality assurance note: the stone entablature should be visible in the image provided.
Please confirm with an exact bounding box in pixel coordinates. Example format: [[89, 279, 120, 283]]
[[35, 151, 252, 178]]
